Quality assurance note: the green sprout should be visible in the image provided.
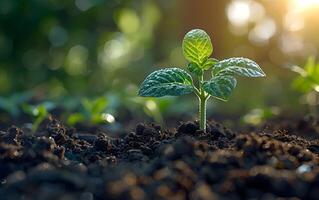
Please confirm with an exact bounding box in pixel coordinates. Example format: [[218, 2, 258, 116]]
[[292, 57, 319, 94], [292, 56, 319, 114], [0, 92, 31, 118], [22, 102, 55, 132], [67, 97, 111, 126], [138, 29, 266, 131]]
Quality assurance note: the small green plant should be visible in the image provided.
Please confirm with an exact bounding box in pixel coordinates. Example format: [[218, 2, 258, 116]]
[[292, 57, 319, 94], [292, 56, 319, 114], [67, 97, 112, 125], [22, 102, 55, 132], [138, 29, 266, 131], [0, 92, 31, 118], [242, 107, 280, 125]]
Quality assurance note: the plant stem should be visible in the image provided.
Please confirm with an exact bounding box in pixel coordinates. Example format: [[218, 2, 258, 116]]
[[199, 95, 207, 131], [198, 73, 207, 132]]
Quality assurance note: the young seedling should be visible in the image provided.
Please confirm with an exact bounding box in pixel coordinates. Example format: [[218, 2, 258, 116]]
[[292, 56, 319, 115], [292, 57, 319, 94], [67, 97, 110, 125], [22, 102, 55, 132], [138, 29, 266, 131]]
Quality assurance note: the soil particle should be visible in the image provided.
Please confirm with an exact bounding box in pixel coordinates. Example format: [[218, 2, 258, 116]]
[[94, 136, 112, 152], [1, 119, 319, 199], [0, 126, 23, 145]]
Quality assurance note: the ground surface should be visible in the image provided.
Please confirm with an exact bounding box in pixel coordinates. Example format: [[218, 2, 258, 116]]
[[1, 117, 319, 200]]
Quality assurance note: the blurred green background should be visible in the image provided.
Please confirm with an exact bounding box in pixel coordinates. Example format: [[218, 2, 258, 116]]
[[1, 0, 319, 128]]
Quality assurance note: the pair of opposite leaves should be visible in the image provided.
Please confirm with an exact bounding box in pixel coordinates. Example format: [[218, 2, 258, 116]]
[[138, 29, 266, 101]]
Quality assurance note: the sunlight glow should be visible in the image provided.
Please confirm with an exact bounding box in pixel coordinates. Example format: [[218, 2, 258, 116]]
[[65, 45, 88, 76], [283, 11, 304, 32], [227, 0, 265, 26], [145, 100, 157, 111], [99, 35, 131, 68], [102, 113, 115, 123], [249, 17, 277, 45], [292, 0, 319, 10], [280, 33, 304, 54], [227, 1, 250, 26]]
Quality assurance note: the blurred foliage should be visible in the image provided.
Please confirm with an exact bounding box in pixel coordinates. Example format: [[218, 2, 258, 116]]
[[0, 0, 160, 97], [22, 102, 55, 132], [292, 57, 319, 114], [0, 92, 31, 117], [292, 57, 319, 93], [242, 106, 280, 125], [67, 97, 110, 125], [1, 0, 319, 125]]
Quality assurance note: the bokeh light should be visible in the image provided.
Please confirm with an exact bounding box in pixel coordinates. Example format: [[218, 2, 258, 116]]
[[291, 0, 319, 10], [65, 45, 89, 76], [227, 0, 251, 26], [1, 0, 319, 122]]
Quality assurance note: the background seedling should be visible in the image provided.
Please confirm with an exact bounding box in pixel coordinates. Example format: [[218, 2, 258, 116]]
[[139, 29, 266, 131], [0, 92, 31, 118], [67, 97, 112, 125], [22, 102, 56, 132], [292, 56, 319, 115]]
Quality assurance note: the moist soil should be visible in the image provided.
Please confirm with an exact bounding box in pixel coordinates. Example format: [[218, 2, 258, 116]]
[[1, 117, 319, 200]]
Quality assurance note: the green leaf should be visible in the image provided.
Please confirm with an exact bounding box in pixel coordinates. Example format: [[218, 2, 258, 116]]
[[187, 62, 203, 76], [91, 98, 108, 113], [67, 113, 85, 126], [304, 56, 318, 75], [82, 97, 108, 114], [182, 29, 213, 65], [138, 68, 194, 97], [304, 57, 319, 84], [292, 76, 314, 93], [212, 57, 266, 77], [202, 58, 218, 70], [203, 75, 237, 101]]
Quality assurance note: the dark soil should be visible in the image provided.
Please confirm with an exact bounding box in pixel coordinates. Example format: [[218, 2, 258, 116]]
[[1, 117, 319, 200]]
